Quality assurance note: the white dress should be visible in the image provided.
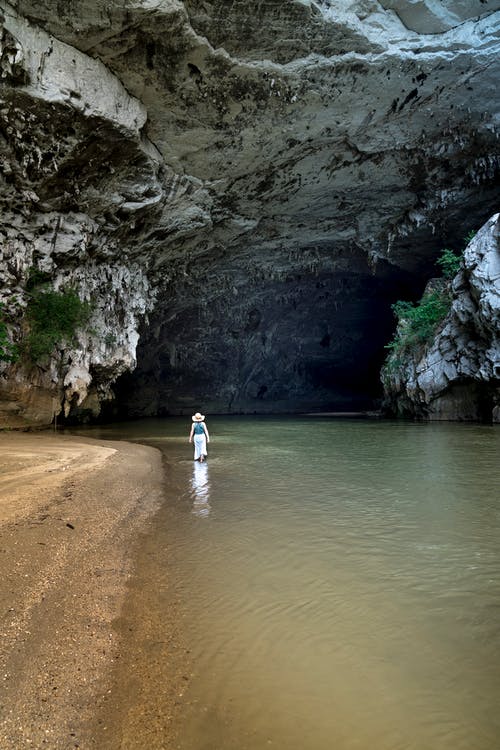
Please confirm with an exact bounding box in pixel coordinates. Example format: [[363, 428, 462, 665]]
[[193, 426, 207, 460]]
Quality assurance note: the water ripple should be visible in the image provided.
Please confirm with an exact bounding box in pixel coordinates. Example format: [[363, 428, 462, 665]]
[[148, 417, 500, 750]]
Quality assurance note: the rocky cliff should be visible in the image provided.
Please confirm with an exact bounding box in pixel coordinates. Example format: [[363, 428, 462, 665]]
[[1, 1, 499, 424], [382, 212, 500, 421]]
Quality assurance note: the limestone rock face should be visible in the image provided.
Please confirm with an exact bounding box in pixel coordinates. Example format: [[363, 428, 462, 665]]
[[1, 0, 500, 423], [380, 0, 500, 34], [382, 213, 500, 421]]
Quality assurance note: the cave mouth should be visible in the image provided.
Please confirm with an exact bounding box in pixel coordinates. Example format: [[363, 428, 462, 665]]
[[104, 254, 420, 420]]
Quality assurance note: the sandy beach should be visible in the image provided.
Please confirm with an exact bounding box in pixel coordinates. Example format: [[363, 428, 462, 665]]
[[0, 430, 169, 749]]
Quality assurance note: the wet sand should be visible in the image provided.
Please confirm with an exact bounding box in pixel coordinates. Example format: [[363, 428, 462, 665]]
[[0, 430, 177, 749]]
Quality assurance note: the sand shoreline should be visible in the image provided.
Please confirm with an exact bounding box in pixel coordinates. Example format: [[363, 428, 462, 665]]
[[0, 431, 166, 749]]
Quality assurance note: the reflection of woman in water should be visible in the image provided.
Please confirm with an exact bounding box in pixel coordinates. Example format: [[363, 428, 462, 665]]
[[189, 412, 210, 462], [191, 460, 211, 517]]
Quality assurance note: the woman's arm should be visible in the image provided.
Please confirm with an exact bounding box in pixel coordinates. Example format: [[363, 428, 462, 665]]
[[203, 423, 210, 442], [189, 424, 194, 442]]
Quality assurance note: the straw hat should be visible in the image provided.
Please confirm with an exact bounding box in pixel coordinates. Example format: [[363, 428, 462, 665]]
[[192, 412, 205, 422]]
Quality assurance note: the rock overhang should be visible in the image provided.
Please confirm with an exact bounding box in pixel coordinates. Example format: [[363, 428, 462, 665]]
[[1, 0, 500, 422]]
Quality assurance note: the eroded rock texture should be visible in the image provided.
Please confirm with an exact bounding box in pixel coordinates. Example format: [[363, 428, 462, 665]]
[[383, 213, 500, 422], [1, 0, 500, 423]]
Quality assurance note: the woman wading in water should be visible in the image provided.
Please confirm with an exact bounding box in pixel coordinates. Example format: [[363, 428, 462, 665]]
[[189, 412, 210, 462]]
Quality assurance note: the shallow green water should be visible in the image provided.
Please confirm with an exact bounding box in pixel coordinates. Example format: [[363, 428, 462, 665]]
[[75, 417, 500, 750]]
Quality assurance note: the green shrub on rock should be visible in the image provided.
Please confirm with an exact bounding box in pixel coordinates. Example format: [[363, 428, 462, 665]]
[[0, 304, 19, 363], [382, 244, 466, 376], [435, 248, 462, 279], [384, 288, 451, 359], [23, 287, 91, 363]]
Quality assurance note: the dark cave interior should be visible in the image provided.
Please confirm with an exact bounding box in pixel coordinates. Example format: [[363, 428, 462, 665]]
[[104, 255, 422, 419]]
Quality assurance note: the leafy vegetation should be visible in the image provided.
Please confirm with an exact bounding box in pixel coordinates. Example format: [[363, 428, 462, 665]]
[[23, 286, 91, 363], [0, 304, 19, 363], [435, 247, 462, 279], [1, 270, 92, 366], [382, 241, 469, 374], [384, 288, 451, 357]]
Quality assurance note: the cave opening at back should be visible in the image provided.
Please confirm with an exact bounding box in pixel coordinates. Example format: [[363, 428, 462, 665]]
[[103, 246, 422, 420]]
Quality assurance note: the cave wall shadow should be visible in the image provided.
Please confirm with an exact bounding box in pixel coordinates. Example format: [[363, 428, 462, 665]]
[[106, 257, 421, 419]]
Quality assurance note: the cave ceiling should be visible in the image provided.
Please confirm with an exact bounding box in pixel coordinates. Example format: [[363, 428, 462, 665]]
[[1, 0, 500, 417]]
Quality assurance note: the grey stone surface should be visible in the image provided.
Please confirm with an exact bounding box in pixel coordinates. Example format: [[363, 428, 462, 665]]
[[1, 0, 500, 422], [379, 0, 500, 34]]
